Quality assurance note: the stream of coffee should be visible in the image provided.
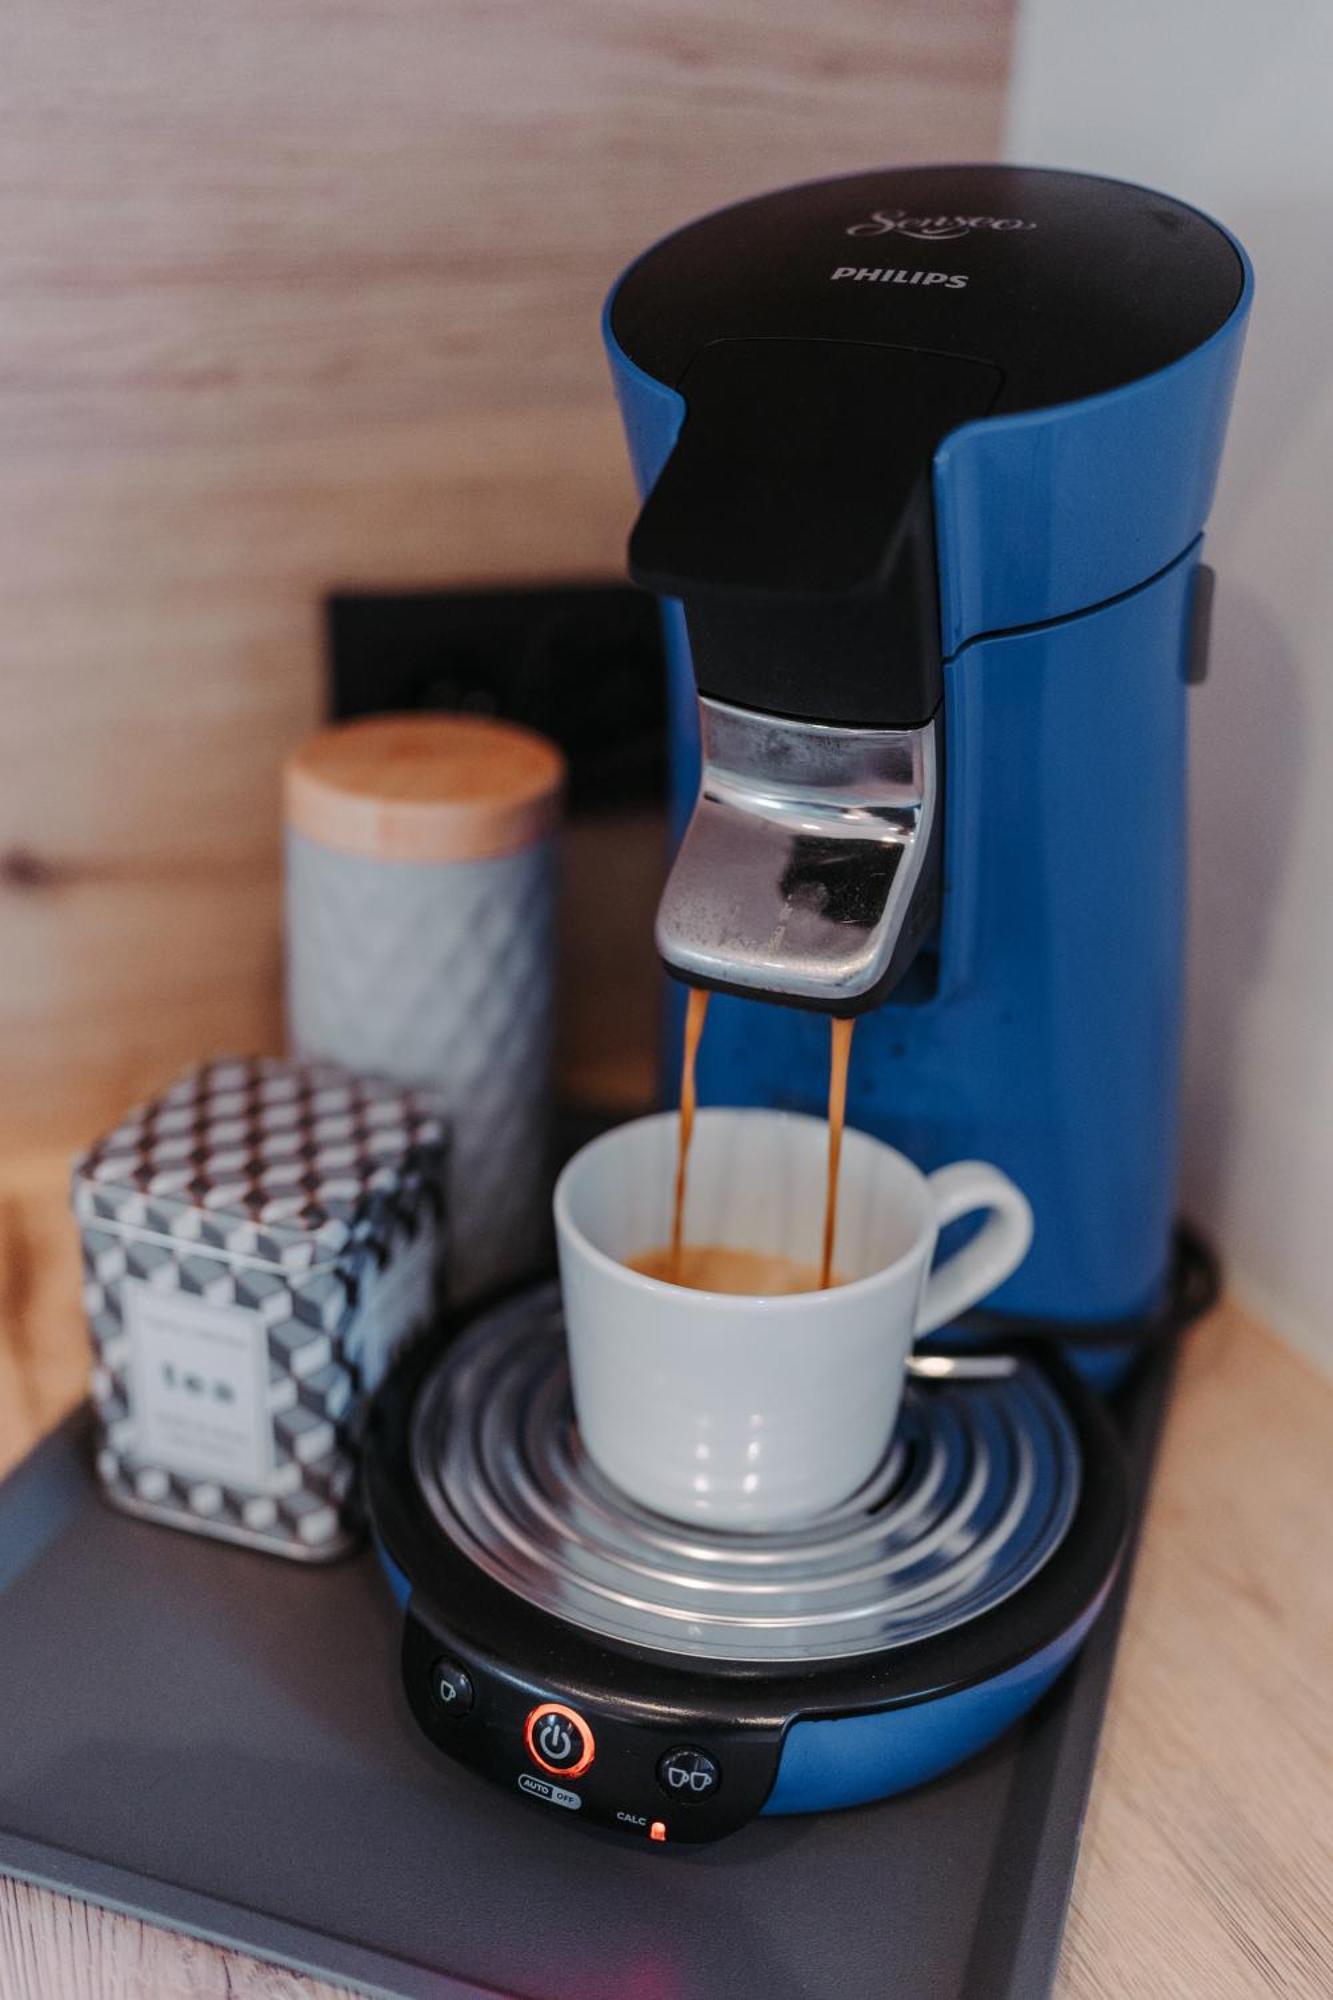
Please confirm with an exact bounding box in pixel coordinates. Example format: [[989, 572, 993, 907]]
[[634, 994, 854, 1294], [668, 986, 710, 1281], [820, 1016, 855, 1290]]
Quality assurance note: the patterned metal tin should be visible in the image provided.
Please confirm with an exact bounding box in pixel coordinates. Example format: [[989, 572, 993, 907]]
[[73, 1057, 447, 1562]]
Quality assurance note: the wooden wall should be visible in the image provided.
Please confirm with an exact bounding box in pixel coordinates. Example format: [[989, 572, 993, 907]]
[[0, 0, 1012, 1152]]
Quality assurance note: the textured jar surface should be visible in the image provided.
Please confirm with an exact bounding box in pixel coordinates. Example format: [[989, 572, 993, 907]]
[[286, 830, 556, 1305]]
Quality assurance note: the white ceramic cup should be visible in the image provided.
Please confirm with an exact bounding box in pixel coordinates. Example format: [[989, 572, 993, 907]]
[[553, 1108, 1033, 1530]]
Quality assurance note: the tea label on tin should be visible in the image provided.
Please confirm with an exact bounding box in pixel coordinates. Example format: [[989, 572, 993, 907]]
[[125, 1279, 273, 1488]]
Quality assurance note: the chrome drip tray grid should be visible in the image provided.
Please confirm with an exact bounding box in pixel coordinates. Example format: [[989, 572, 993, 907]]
[[411, 1282, 1081, 1665]]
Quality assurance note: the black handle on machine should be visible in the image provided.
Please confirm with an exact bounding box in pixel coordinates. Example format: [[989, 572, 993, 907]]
[[627, 338, 1002, 730]]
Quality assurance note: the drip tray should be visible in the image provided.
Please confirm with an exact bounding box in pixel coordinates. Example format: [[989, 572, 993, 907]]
[[412, 1283, 1083, 1662], [0, 1333, 1179, 2000]]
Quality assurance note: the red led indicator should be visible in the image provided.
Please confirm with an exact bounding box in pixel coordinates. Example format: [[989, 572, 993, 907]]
[[650, 1820, 667, 1842]]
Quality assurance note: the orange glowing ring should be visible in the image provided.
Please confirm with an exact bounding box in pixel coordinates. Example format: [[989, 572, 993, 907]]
[[524, 1701, 596, 1780]]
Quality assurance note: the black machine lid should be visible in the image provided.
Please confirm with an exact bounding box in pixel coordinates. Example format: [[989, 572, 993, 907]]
[[612, 165, 1244, 729], [611, 163, 1244, 413]]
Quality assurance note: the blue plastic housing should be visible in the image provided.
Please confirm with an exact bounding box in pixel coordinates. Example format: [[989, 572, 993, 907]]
[[763, 1586, 1110, 1813], [605, 217, 1251, 1326]]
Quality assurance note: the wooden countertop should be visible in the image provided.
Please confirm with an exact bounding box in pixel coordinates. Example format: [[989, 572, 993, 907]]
[[1, 1154, 1330, 1998]]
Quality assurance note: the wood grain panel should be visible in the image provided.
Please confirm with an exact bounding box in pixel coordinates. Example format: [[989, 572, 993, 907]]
[[0, 1881, 340, 2000], [1056, 1308, 1333, 1999], [0, 1153, 86, 1479], [0, 0, 1013, 1152]]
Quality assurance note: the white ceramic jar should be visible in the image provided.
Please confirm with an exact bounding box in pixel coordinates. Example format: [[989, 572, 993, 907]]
[[285, 715, 564, 1306]]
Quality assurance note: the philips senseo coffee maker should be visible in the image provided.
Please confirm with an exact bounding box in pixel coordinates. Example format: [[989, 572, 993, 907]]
[[607, 163, 1251, 1337], [365, 167, 1249, 1844]]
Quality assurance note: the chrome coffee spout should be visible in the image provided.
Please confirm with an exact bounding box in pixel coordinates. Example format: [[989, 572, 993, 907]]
[[622, 339, 996, 1012], [656, 698, 940, 1011]]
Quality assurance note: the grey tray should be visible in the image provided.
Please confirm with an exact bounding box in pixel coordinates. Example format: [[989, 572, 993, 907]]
[[0, 1340, 1177, 2000]]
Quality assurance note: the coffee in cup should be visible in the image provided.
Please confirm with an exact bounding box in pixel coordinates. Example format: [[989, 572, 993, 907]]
[[625, 1244, 831, 1294], [656, 992, 855, 1297], [553, 1108, 1033, 1528]]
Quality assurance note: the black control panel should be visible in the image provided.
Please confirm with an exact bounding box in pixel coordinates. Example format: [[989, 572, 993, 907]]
[[403, 1608, 786, 1844]]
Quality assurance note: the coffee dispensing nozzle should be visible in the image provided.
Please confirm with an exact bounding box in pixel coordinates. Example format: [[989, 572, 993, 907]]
[[628, 337, 1000, 1014], [650, 697, 939, 1015]]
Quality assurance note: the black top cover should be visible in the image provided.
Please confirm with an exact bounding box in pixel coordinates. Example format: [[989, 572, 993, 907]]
[[613, 166, 1243, 727], [613, 164, 1242, 414]]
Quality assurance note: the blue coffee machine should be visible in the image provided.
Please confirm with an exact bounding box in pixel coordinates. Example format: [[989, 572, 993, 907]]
[[604, 164, 1250, 1355], [368, 168, 1252, 1838]]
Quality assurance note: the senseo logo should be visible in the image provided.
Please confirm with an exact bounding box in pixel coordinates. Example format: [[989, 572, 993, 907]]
[[847, 209, 1036, 243]]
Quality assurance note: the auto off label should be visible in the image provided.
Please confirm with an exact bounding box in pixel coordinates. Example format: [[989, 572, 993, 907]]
[[517, 1773, 582, 1810]]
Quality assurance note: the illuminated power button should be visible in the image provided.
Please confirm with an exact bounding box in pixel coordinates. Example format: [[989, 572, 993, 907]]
[[524, 1701, 595, 1779]]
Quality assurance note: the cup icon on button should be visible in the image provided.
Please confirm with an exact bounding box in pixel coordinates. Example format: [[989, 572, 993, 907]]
[[656, 1746, 720, 1800], [429, 1658, 474, 1715]]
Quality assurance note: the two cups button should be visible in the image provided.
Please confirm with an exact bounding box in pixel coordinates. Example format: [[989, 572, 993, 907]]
[[657, 1745, 721, 1800]]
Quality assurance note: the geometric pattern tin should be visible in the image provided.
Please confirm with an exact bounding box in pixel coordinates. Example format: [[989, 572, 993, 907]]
[[72, 1057, 447, 1561]]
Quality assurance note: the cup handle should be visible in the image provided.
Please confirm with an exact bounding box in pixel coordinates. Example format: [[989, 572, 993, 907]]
[[913, 1163, 1034, 1338]]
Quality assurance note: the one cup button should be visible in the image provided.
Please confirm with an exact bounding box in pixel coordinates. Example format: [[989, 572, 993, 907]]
[[429, 1658, 474, 1715], [657, 1746, 720, 1800]]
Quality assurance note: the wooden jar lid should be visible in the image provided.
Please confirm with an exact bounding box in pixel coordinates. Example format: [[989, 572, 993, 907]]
[[285, 715, 565, 863]]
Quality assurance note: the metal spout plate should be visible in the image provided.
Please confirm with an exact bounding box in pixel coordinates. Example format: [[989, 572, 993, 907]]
[[656, 698, 939, 1007]]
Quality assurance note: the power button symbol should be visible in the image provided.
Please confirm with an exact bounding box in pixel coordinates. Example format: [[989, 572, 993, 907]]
[[539, 1715, 573, 1762], [524, 1701, 595, 1779]]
